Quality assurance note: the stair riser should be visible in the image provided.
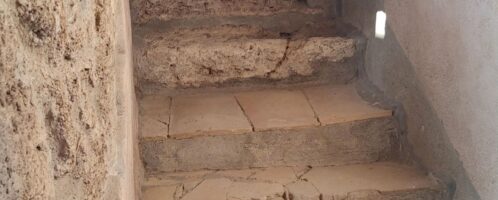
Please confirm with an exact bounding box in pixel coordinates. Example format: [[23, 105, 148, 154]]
[[327, 189, 447, 200], [141, 117, 398, 174], [131, 0, 337, 25], [136, 36, 358, 89], [133, 12, 341, 36]]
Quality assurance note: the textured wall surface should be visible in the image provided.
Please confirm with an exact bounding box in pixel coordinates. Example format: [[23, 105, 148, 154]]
[[344, 1, 498, 200], [0, 0, 135, 199]]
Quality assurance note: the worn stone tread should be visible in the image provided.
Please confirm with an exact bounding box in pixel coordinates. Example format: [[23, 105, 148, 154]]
[[169, 94, 252, 139], [303, 162, 444, 199], [304, 85, 393, 125], [142, 162, 446, 200], [235, 89, 320, 131], [140, 84, 392, 139], [140, 95, 171, 138]]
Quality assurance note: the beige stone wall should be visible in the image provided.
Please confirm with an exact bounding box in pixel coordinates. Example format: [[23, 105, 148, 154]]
[[0, 0, 136, 199]]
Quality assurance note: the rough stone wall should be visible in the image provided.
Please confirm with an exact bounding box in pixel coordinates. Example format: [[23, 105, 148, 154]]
[[0, 0, 122, 199], [344, 0, 497, 200]]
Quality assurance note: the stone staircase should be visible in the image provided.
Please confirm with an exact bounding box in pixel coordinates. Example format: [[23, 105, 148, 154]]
[[131, 1, 449, 199]]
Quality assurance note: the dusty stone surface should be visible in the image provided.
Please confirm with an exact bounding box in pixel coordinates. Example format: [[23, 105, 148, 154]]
[[169, 94, 252, 138], [135, 25, 356, 88], [181, 178, 233, 200], [285, 181, 321, 200], [228, 182, 285, 200], [140, 95, 171, 138], [141, 95, 171, 121], [143, 185, 179, 200], [141, 117, 397, 173], [142, 163, 445, 200], [140, 85, 393, 138], [304, 85, 393, 125], [0, 0, 130, 199], [251, 167, 297, 184], [236, 89, 319, 131], [303, 162, 442, 199], [130, 0, 324, 24]]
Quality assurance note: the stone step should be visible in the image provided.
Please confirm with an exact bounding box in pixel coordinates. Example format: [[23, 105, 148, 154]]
[[139, 84, 396, 173], [135, 24, 361, 91], [131, 0, 337, 25], [142, 162, 448, 200]]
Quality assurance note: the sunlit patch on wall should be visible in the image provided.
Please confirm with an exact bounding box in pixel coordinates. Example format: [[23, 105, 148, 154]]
[[375, 11, 387, 39]]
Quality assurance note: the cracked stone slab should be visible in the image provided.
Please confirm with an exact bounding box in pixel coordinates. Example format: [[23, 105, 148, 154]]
[[140, 95, 171, 138], [144, 164, 446, 200], [286, 181, 321, 200], [136, 25, 356, 88], [303, 162, 442, 199], [251, 167, 297, 184], [169, 94, 252, 139], [143, 185, 179, 200], [292, 166, 312, 178], [304, 85, 393, 125], [236, 89, 319, 131], [227, 182, 285, 200], [180, 178, 285, 200], [182, 178, 233, 200]]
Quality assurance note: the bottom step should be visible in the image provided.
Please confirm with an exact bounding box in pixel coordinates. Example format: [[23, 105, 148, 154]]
[[143, 162, 447, 200]]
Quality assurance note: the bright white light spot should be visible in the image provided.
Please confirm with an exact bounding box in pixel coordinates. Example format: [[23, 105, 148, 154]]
[[375, 11, 387, 39]]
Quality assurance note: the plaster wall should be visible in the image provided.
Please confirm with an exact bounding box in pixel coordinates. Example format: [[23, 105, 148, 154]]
[[115, 0, 140, 199], [344, 1, 498, 200]]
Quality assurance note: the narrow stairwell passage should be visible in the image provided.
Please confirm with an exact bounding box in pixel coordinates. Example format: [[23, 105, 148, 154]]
[[131, 1, 452, 199]]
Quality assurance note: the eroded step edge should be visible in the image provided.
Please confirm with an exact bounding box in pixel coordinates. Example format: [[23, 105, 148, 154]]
[[142, 162, 448, 200], [133, 22, 361, 89], [139, 84, 393, 140], [131, 0, 336, 25], [141, 117, 398, 173]]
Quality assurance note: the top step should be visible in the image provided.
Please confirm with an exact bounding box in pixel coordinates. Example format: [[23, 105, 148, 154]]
[[131, 0, 337, 25]]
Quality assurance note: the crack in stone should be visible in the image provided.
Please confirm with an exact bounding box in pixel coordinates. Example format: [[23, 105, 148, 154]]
[[234, 96, 255, 132], [266, 38, 292, 78], [167, 96, 173, 138], [301, 89, 322, 125], [179, 178, 206, 198], [295, 166, 313, 179]]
